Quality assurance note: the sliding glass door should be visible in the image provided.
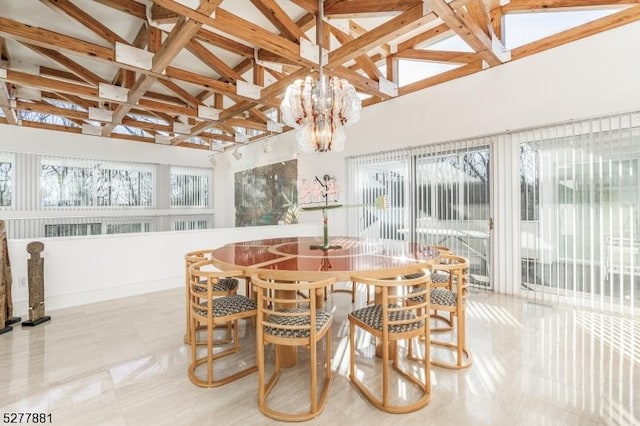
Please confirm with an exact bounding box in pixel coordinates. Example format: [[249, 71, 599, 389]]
[[346, 151, 410, 240], [517, 113, 640, 314], [347, 140, 492, 289], [412, 141, 491, 289]]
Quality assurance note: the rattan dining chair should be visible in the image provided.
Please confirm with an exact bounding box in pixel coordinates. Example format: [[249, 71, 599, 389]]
[[349, 269, 431, 413], [187, 259, 257, 387], [408, 255, 472, 370], [251, 271, 336, 422], [184, 249, 239, 346]]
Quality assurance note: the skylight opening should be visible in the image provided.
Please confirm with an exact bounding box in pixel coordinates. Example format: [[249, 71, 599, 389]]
[[398, 60, 460, 87], [44, 98, 86, 111], [504, 8, 624, 50], [424, 35, 474, 52], [18, 111, 79, 128]]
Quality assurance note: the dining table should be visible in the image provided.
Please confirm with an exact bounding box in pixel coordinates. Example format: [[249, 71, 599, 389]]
[[210, 236, 441, 367]]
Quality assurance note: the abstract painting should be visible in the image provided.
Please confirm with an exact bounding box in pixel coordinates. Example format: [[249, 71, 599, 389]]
[[235, 159, 298, 227]]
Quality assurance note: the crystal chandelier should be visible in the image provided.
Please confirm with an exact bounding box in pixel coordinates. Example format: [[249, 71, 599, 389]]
[[280, 0, 361, 153]]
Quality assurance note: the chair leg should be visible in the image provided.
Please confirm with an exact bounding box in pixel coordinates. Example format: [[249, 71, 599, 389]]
[[382, 336, 389, 409], [325, 329, 332, 382], [349, 321, 355, 381], [310, 339, 317, 414], [207, 319, 214, 385]]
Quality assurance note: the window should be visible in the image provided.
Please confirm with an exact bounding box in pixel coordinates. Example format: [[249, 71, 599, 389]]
[[174, 219, 208, 231], [106, 222, 150, 234], [18, 110, 79, 128], [0, 152, 14, 208], [45, 223, 102, 237], [171, 167, 210, 207], [520, 144, 540, 221], [41, 156, 154, 208]]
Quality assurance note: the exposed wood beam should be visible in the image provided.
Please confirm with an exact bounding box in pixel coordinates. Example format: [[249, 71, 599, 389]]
[[39, 0, 129, 45], [325, 0, 423, 17], [249, 107, 268, 124], [329, 25, 383, 81], [386, 55, 399, 84], [40, 66, 85, 83], [512, 5, 640, 59], [327, 4, 435, 67], [0, 35, 17, 124], [194, 29, 254, 58], [47, 91, 97, 110], [22, 43, 106, 86], [151, 0, 315, 68], [398, 23, 453, 50], [157, 80, 200, 108], [146, 26, 200, 109], [503, 0, 640, 12], [466, 0, 491, 38], [490, 5, 504, 42], [250, 0, 309, 43], [0, 37, 8, 61], [225, 117, 268, 132], [186, 39, 245, 83], [164, 67, 249, 101], [150, 3, 180, 23], [174, 67, 311, 143], [395, 49, 479, 63], [289, 0, 318, 13], [19, 120, 82, 135], [3, 70, 100, 103], [327, 67, 389, 99], [103, 0, 223, 136], [0, 83, 17, 125], [189, 9, 315, 104], [92, 0, 147, 20], [111, 22, 147, 87], [348, 20, 391, 55], [428, 0, 508, 67], [12, 100, 90, 121], [0, 17, 114, 62]]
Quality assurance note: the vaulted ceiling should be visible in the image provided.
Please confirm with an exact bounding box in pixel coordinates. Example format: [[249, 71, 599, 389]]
[[0, 0, 638, 152]]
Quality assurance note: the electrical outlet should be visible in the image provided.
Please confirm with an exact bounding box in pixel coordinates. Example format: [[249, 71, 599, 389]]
[[18, 276, 26, 288]]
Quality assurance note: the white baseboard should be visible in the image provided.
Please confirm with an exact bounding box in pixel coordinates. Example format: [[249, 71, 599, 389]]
[[12, 276, 184, 315]]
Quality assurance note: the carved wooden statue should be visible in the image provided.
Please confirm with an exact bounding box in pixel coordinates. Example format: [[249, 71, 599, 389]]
[[0, 220, 21, 334], [23, 241, 50, 327]]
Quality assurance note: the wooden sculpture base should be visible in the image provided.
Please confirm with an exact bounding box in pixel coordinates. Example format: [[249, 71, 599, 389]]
[[22, 316, 50, 327], [6, 316, 21, 325]]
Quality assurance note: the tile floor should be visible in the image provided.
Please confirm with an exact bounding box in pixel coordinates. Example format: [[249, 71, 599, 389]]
[[1, 285, 638, 425]]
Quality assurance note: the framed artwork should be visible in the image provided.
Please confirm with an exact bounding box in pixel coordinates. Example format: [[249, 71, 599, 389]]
[[234, 159, 298, 227]]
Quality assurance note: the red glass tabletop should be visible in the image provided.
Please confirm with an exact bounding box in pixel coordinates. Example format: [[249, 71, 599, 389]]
[[211, 236, 440, 280]]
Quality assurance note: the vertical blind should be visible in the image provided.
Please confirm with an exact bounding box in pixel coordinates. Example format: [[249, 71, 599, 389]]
[[516, 112, 640, 315], [347, 139, 492, 289], [346, 150, 409, 240]]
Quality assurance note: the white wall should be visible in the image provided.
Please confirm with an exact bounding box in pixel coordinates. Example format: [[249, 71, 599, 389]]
[[7, 223, 321, 314], [343, 21, 640, 156]]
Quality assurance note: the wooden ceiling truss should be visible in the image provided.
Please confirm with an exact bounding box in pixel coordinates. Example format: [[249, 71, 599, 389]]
[[0, 0, 637, 150]]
